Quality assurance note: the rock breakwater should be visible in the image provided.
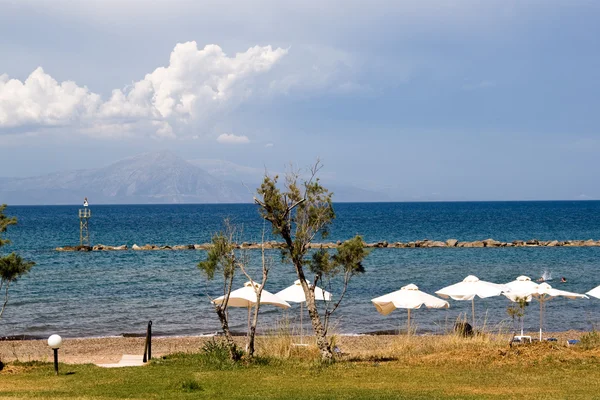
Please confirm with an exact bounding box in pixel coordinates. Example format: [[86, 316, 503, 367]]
[[55, 238, 600, 252]]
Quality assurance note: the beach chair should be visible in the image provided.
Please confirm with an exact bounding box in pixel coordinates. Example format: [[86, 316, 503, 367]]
[[567, 339, 580, 346]]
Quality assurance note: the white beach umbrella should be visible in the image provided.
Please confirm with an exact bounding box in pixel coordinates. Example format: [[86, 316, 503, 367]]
[[586, 285, 600, 300], [275, 280, 332, 344], [212, 281, 291, 338], [372, 284, 449, 333], [276, 279, 332, 303], [534, 282, 588, 341], [436, 275, 508, 329], [503, 276, 540, 336]]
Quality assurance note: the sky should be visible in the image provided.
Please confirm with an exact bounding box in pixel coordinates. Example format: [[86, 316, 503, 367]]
[[1, 0, 599, 200]]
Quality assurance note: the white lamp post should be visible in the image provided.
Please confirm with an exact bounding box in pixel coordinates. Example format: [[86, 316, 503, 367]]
[[47, 334, 63, 375]]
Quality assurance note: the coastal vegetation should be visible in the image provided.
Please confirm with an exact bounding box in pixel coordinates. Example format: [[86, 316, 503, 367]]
[[197, 222, 273, 359], [0, 205, 35, 320], [196, 165, 369, 362], [254, 164, 369, 361]]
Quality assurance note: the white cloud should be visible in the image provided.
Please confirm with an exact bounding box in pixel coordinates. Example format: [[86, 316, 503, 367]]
[[217, 133, 250, 144], [0, 68, 101, 128], [0, 42, 287, 138], [265, 143, 274, 148]]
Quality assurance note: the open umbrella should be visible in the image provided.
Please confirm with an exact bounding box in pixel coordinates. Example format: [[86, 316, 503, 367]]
[[275, 279, 332, 344], [586, 285, 600, 299], [436, 275, 507, 329], [213, 281, 291, 339], [503, 276, 539, 336], [534, 282, 588, 341], [372, 284, 449, 334]]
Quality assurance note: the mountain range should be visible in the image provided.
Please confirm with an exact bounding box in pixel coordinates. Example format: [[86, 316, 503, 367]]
[[0, 151, 387, 205]]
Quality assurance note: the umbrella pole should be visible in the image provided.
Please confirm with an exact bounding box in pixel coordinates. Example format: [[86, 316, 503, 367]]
[[521, 314, 524, 337], [300, 302, 303, 345], [407, 308, 411, 335], [539, 299, 543, 341], [471, 298, 476, 330], [247, 304, 251, 350]]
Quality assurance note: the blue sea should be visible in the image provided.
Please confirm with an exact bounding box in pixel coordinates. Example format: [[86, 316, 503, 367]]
[[1, 201, 600, 339]]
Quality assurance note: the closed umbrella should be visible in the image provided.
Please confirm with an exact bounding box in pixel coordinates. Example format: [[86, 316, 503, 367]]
[[436, 275, 508, 329], [372, 284, 449, 334], [503, 276, 539, 336], [276, 279, 331, 344], [213, 281, 291, 339], [534, 282, 588, 341]]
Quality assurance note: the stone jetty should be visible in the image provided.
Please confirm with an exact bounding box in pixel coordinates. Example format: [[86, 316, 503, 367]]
[[55, 238, 600, 252]]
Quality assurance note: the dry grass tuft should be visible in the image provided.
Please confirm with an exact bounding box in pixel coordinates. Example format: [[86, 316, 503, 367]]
[[255, 317, 320, 361]]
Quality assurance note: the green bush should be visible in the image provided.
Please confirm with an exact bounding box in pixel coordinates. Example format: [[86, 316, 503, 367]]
[[199, 338, 242, 369]]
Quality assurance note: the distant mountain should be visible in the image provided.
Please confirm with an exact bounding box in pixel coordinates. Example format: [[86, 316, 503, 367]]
[[0, 151, 251, 205], [0, 152, 389, 205], [188, 158, 391, 203], [188, 158, 266, 182]]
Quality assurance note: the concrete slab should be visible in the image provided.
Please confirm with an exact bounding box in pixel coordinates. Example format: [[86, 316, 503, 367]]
[[97, 354, 145, 368]]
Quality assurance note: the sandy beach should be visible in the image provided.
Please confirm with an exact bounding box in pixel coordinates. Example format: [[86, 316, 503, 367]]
[[0, 331, 588, 365]]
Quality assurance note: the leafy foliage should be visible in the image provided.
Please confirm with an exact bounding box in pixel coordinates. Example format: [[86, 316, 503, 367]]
[[0, 204, 17, 248], [309, 236, 368, 279], [331, 236, 368, 277], [257, 173, 335, 263], [197, 232, 236, 280], [506, 296, 528, 333], [0, 253, 35, 283], [0, 205, 35, 320], [200, 338, 242, 369]]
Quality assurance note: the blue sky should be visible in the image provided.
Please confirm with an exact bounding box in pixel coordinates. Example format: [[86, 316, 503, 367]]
[[1, 0, 599, 200]]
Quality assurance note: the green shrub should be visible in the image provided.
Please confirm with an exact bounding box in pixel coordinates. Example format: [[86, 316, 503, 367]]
[[200, 338, 242, 369]]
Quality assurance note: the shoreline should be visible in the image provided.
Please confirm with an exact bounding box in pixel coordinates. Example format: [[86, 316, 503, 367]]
[[0, 331, 588, 365], [0, 327, 586, 342]]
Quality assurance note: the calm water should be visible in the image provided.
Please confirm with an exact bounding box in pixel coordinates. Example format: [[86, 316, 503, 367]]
[[1, 201, 600, 338]]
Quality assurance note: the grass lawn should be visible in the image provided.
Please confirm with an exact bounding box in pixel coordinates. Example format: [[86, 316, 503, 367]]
[[2, 346, 600, 400]]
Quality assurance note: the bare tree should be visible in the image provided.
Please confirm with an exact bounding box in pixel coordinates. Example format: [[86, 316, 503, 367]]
[[254, 162, 369, 361]]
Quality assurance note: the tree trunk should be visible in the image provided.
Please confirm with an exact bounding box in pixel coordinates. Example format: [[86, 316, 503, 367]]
[[296, 264, 333, 361], [216, 306, 240, 361], [248, 305, 259, 356]]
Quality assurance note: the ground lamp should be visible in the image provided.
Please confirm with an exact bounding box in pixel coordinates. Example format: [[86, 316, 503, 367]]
[[48, 334, 63, 375]]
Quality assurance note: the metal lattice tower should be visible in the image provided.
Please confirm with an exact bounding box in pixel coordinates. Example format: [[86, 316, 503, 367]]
[[79, 208, 91, 246]]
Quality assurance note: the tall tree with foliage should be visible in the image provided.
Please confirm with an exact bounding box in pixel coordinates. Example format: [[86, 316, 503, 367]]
[[0, 205, 35, 320], [254, 163, 369, 361]]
